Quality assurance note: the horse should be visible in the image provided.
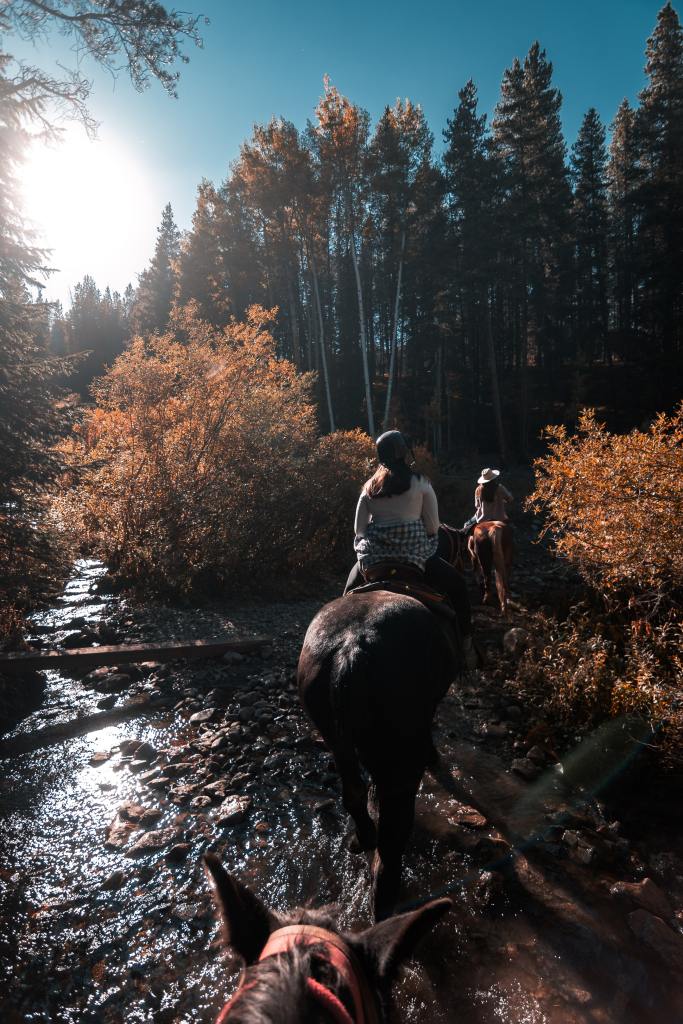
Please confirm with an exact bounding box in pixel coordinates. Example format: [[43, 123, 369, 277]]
[[467, 521, 513, 616], [297, 526, 464, 921], [204, 853, 451, 1024]]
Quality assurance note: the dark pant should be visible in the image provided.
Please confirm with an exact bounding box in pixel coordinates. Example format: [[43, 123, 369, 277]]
[[344, 556, 472, 638]]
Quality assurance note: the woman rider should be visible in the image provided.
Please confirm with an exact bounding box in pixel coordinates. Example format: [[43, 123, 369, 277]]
[[344, 430, 476, 669]]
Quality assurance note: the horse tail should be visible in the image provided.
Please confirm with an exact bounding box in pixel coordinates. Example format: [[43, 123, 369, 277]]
[[491, 524, 509, 614], [330, 640, 371, 750]]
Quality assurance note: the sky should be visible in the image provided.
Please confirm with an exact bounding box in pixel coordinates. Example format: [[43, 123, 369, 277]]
[[10, 0, 671, 306]]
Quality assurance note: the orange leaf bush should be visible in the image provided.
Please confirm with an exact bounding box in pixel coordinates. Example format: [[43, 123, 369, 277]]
[[521, 406, 683, 767], [57, 305, 374, 595]]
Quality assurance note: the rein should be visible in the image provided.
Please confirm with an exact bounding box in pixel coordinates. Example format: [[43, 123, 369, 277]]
[[216, 923, 380, 1024]]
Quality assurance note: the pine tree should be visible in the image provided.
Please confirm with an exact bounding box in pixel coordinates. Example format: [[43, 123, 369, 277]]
[[176, 180, 229, 324], [607, 99, 640, 358], [492, 43, 572, 450], [131, 203, 181, 335], [635, 2, 683, 360], [570, 108, 609, 365]]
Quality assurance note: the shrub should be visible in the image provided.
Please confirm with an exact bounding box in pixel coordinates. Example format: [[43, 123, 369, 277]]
[[522, 407, 683, 768], [57, 305, 373, 596]]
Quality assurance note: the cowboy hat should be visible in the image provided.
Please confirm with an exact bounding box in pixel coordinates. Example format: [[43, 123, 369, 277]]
[[477, 467, 500, 484]]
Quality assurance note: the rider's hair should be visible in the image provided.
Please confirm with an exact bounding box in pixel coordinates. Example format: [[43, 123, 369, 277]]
[[479, 478, 499, 503], [364, 461, 420, 499]]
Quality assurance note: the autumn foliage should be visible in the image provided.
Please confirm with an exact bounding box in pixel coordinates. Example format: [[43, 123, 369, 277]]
[[57, 306, 374, 595], [523, 407, 683, 766]]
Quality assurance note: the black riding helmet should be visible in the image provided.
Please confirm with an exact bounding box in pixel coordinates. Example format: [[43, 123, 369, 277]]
[[376, 430, 413, 467]]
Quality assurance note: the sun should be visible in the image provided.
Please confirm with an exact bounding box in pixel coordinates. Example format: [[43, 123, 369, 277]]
[[20, 126, 160, 304]]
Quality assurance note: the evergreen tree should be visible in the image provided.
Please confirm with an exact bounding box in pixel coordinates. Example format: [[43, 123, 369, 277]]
[[634, 2, 683, 360], [176, 180, 230, 324], [131, 203, 181, 335], [607, 99, 640, 358], [570, 108, 609, 365], [492, 43, 572, 449], [67, 276, 129, 393]]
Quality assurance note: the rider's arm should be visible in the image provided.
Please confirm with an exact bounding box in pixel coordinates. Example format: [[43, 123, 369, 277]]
[[354, 493, 370, 537], [474, 487, 484, 522], [421, 482, 440, 537]]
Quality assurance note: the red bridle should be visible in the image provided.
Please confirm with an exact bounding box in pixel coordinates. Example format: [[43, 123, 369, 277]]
[[216, 923, 380, 1024]]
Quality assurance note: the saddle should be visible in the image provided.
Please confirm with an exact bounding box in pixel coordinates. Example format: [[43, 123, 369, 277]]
[[347, 561, 456, 623]]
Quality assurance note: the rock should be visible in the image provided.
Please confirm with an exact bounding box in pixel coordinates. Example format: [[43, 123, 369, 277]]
[[104, 819, 136, 849], [62, 631, 87, 648], [89, 751, 111, 766], [216, 795, 252, 825], [119, 739, 142, 756], [223, 651, 245, 664], [238, 707, 253, 723], [166, 843, 191, 863], [611, 878, 674, 921], [526, 745, 548, 765], [449, 803, 487, 829], [503, 627, 529, 657], [134, 741, 157, 762], [511, 758, 540, 780], [562, 830, 581, 848], [202, 780, 230, 800], [118, 802, 147, 822], [314, 799, 335, 814], [126, 828, 178, 856], [628, 909, 683, 971], [104, 673, 132, 693], [189, 708, 215, 724], [102, 870, 126, 891], [147, 776, 171, 790], [571, 844, 596, 865], [139, 767, 161, 783], [190, 795, 213, 809], [482, 722, 508, 738], [96, 695, 117, 710]]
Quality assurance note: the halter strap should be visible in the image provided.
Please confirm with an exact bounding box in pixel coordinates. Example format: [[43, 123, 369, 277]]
[[215, 923, 380, 1024]]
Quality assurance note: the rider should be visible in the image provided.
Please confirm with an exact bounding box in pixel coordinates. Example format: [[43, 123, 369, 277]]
[[345, 430, 477, 669], [462, 467, 513, 532]]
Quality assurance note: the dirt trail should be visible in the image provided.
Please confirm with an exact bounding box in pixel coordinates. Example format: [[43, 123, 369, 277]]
[[1, 528, 682, 1023]]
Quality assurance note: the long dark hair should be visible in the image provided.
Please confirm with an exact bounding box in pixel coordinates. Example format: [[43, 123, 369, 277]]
[[365, 460, 419, 498], [480, 478, 499, 503]]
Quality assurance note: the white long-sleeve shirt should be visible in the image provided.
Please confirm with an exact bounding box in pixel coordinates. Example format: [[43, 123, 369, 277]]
[[354, 475, 440, 538], [475, 483, 513, 523]]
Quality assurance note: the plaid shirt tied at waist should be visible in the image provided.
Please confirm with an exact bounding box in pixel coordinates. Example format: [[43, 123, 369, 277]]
[[354, 519, 438, 572]]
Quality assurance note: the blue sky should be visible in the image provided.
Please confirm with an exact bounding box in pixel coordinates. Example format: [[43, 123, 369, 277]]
[[9, 0, 670, 304]]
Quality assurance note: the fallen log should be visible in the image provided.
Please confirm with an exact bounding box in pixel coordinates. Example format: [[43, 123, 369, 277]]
[[0, 636, 269, 676]]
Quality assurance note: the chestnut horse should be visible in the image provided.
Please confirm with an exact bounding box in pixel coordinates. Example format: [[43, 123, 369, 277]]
[[297, 527, 464, 921], [467, 521, 513, 616], [204, 853, 451, 1024]]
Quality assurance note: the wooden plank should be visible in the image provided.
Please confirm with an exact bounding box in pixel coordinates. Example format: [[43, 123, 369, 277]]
[[0, 636, 269, 676]]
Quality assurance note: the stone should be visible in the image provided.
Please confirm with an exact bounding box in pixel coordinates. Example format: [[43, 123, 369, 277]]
[[216, 795, 252, 825], [104, 673, 132, 693], [126, 828, 178, 856], [526, 745, 548, 765], [147, 776, 171, 790], [571, 845, 596, 865], [134, 741, 157, 762], [96, 694, 117, 710], [511, 758, 540, 780], [223, 651, 245, 664], [89, 751, 111, 766], [102, 870, 126, 891], [166, 843, 191, 863], [104, 819, 136, 849], [482, 722, 508, 738], [314, 799, 335, 814], [503, 627, 530, 657], [118, 802, 147, 822], [238, 707, 253, 723], [119, 739, 142, 756], [628, 909, 683, 971], [190, 795, 213, 809], [189, 708, 215, 724], [611, 878, 674, 921], [562, 830, 581, 848]]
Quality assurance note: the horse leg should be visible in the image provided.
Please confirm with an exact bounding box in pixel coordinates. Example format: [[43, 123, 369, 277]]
[[334, 747, 377, 852], [371, 773, 421, 920]]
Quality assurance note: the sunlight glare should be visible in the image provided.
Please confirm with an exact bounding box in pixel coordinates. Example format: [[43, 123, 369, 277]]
[[21, 127, 159, 304]]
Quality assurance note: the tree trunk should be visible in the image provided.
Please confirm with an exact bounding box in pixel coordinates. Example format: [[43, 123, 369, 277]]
[[483, 289, 507, 464], [383, 226, 405, 429], [286, 275, 301, 367], [311, 258, 335, 433], [351, 235, 375, 436]]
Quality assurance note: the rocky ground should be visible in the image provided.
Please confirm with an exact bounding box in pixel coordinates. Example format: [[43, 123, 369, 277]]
[[1, 519, 683, 1023]]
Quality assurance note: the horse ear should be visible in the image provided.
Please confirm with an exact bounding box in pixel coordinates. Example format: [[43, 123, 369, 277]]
[[355, 898, 452, 982], [204, 854, 278, 964]]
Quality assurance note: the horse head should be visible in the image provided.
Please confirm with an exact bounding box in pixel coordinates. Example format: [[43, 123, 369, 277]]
[[204, 853, 451, 1023]]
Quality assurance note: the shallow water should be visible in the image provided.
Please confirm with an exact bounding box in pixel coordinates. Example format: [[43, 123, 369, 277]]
[[1, 561, 681, 1022]]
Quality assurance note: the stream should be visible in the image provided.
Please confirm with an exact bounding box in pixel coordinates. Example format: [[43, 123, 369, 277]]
[[1, 558, 682, 1023]]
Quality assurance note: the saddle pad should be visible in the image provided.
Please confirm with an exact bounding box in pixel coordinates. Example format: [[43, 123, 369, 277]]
[[347, 579, 456, 621]]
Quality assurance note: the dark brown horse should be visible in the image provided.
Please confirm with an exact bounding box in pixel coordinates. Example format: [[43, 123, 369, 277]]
[[467, 521, 513, 616], [204, 853, 451, 1024], [297, 529, 463, 920]]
